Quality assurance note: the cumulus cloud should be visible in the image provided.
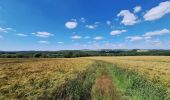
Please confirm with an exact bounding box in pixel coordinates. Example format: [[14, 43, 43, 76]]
[[32, 32, 53, 38], [127, 29, 170, 42], [133, 6, 142, 13], [144, 1, 170, 21], [126, 36, 143, 42], [117, 10, 139, 25], [65, 21, 78, 29], [39, 41, 49, 44], [16, 33, 28, 37], [71, 35, 82, 39], [144, 29, 170, 36], [86, 22, 99, 29], [110, 30, 127, 36], [94, 36, 103, 40]]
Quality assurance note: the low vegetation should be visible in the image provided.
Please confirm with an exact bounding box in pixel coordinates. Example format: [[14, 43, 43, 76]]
[[0, 56, 170, 99], [0, 58, 93, 99], [86, 56, 170, 87], [0, 49, 170, 58]]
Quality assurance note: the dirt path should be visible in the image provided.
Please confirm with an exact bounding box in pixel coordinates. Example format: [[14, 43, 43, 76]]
[[91, 74, 121, 100]]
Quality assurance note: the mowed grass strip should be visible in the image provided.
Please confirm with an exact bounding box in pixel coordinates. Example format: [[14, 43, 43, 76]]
[[0, 58, 93, 99], [85, 56, 170, 87], [90, 61, 169, 100], [92, 74, 121, 100]]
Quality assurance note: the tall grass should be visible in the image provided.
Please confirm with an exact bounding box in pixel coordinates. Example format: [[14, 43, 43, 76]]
[[1, 58, 169, 100], [91, 62, 121, 100], [106, 63, 169, 100], [0, 58, 93, 99], [52, 62, 98, 100]]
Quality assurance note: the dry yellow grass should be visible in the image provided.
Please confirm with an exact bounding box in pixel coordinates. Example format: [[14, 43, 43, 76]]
[[85, 56, 170, 87], [0, 58, 93, 99]]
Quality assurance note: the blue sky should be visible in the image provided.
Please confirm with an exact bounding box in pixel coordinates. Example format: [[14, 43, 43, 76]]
[[0, 0, 170, 50]]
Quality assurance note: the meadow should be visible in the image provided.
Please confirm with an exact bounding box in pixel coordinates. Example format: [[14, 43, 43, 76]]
[[0, 56, 170, 100]]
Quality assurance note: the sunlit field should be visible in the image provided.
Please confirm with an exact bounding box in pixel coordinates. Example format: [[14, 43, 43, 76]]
[[1, 0, 170, 99], [0, 57, 170, 100], [0, 58, 93, 99], [85, 56, 170, 86]]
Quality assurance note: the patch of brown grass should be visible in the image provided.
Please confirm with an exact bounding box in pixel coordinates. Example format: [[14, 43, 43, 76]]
[[0, 58, 93, 99], [92, 74, 121, 100]]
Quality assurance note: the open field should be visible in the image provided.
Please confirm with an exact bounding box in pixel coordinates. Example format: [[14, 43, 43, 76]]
[[0, 58, 94, 99], [85, 56, 170, 87], [0, 56, 170, 100]]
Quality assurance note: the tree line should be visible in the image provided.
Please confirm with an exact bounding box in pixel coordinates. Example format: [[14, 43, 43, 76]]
[[0, 49, 170, 58]]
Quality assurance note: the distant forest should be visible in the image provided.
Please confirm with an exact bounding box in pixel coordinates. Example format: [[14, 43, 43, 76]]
[[0, 49, 170, 58]]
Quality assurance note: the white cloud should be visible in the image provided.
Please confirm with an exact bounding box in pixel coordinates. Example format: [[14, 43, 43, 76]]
[[144, 36, 152, 40], [33, 32, 53, 38], [126, 29, 170, 42], [94, 36, 103, 40], [16, 33, 28, 37], [110, 30, 127, 36], [0, 27, 8, 33], [80, 17, 86, 23], [126, 36, 143, 41], [6, 28, 15, 31], [144, 29, 170, 36], [65, 21, 78, 29], [57, 42, 63, 44], [71, 35, 82, 39], [39, 41, 49, 44], [134, 6, 142, 13], [86, 24, 97, 29], [144, 1, 170, 21], [86, 22, 99, 29], [117, 10, 139, 25], [86, 25, 96, 29], [0, 27, 15, 33]]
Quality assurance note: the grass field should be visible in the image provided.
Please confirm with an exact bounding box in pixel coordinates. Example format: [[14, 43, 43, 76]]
[[85, 56, 170, 85], [0, 56, 170, 99]]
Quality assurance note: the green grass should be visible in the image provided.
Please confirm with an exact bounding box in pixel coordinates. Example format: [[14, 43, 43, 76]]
[[35, 61, 170, 100], [1, 59, 169, 100], [91, 62, 121, 100], [105, 63, 169, 100], [51, 62, 99, 100]]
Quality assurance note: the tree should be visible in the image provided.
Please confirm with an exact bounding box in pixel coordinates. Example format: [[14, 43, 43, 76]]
[[33, 53, 42, 58], [64, 51, 73, 58]]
